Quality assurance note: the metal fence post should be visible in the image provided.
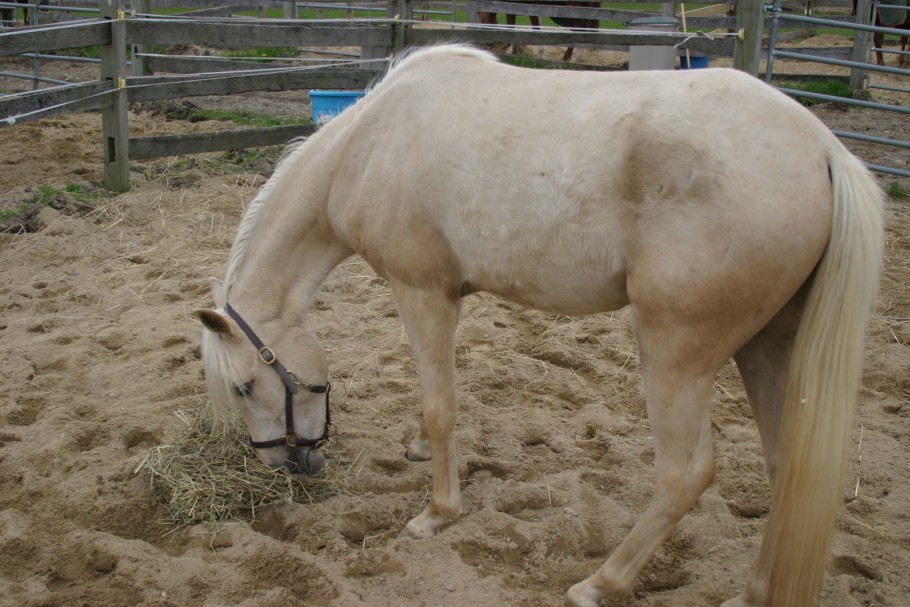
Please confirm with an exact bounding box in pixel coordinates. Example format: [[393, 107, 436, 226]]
[[733, 0, 765, 75], [132, 0, 151, 76], [100, 0, 130, 192]]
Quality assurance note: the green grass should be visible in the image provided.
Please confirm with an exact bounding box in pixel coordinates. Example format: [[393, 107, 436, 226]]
[[780, 79, 856, 106], [888, 182, 908, 200], [0, 182, 105, 231], [28, 182, 99, 208], [223, 46, 302, 60], [0, 203, 30, 224], [500, 54, 555, 69], [188, 109, 310, 127], [140, 147, 287, 184]]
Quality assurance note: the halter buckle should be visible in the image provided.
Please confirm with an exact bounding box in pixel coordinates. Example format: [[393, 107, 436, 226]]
[[259, 346, 276, 365], [284, 431, 298, 447]]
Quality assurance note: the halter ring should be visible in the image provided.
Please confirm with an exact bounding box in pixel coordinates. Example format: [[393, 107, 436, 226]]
[[287, 371, 313, 391]]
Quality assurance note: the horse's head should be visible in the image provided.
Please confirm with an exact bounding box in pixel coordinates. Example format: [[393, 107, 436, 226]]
[[194, 282, 330, 475]]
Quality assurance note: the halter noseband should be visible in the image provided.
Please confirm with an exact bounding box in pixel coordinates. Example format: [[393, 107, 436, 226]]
[[224, 303, 332, 450]]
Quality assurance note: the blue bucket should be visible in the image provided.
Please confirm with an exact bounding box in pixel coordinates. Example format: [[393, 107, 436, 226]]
[[679, 55, 710, 69], [309, 90, 365, 125]]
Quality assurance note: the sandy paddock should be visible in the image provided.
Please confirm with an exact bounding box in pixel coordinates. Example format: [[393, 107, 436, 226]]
[[1, 52, 909, 607]]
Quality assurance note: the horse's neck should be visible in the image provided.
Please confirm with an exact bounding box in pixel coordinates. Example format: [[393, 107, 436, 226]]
[[230, 165, 350, 322]]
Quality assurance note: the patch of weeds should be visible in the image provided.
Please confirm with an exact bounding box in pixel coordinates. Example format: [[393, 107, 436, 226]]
[[888, 182, 908, 200], [195, 148, 281, 176], [187, 109, 311, 128], [223, 47, 302, 61], [51, 46, 103, 60], [1, 182, 105, 233], [500, 54, 552, 69], [781, 79, 856, 107], [142, 147, 283, 186], [218, 148, 277, 170], [137, 100, 201, 121]]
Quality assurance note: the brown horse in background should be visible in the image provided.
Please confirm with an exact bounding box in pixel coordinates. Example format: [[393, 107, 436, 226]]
[[479, 1, 600, 61], [0, 0, 33, 28], [853, 0, 910, 66]]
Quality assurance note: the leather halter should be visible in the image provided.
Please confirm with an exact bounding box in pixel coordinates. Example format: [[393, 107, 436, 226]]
[[224, 303, 332, 449]]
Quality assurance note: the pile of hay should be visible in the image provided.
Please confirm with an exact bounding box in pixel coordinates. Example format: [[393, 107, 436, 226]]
[[138, 402, 351, 527]]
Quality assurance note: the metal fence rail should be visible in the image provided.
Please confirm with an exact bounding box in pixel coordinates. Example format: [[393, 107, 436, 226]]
[[766, 0, 910, 177], [0, 2, 104, 91]]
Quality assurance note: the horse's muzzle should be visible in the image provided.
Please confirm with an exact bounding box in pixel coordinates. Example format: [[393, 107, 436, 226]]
[[285, 446, 325, 476]]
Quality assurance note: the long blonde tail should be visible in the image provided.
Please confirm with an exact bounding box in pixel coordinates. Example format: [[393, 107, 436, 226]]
[[763, 146, 883, 605]]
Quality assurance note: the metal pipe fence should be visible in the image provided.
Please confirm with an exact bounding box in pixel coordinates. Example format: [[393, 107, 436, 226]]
[[766, 0, 910, 177], [0, 1, 103, 90]]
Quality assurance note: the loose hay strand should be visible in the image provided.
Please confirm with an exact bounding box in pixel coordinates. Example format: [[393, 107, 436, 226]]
[[137, 401, 350, 528]]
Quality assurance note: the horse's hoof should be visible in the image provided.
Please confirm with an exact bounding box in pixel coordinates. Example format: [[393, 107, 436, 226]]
[[565, 584, 601, 607], [397, 522, 434, 540], [404, 450, 429, 462], [398, 511, 443, 539]]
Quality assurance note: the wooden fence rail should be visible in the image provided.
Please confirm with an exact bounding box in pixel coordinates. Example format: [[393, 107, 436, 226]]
[[0, 0, 802, 191]]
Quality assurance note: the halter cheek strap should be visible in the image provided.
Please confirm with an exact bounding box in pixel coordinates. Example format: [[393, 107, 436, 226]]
[[223, 303, 332, 449]]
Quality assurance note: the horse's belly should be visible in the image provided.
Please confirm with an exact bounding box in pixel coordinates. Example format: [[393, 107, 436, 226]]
[[458, 235, 630, 315], [484, 268, 629, 315]]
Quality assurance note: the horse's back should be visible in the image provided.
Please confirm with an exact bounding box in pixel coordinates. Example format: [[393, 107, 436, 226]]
[[326, 46, 838, 319]]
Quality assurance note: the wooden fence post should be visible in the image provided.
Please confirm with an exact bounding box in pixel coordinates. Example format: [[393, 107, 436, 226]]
[[361, 0, 394, 68], [850, 0, 872, 89], [100, 0, 130, 192], [466, 0, 480, 24], [393, 0, 411, 54], [733, 0, 764, 75]]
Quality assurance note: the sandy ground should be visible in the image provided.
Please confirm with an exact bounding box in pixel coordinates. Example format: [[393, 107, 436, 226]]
[[1, 45, 910, 607]]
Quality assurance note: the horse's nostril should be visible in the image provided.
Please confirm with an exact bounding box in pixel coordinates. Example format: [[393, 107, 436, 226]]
[[295, 447, 326, 475]]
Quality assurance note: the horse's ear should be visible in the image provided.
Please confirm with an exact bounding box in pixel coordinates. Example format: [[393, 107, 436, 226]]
[[209, 277, 226, 308], [194, 308, 233, 336]]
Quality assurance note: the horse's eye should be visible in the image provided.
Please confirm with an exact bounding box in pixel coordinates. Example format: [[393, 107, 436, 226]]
[[234, 381, 255, 397]]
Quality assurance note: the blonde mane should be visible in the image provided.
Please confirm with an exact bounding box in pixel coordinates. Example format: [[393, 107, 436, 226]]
[[205, 139, 316, 423], [222, 138, 312, 301]]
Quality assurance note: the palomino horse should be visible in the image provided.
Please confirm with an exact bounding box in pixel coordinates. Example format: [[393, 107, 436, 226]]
[[196, 45, 883, 606]]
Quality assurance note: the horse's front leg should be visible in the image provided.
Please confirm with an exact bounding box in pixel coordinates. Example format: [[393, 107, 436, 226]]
[[392, 283, 462, 538]]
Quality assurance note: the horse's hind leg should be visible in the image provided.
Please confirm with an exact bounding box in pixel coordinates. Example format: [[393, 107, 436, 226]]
[[567, 311, 722, 606], [393, 282, 463, 538], [734, 285, 806, 484], [721, 288, 807, 607]]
